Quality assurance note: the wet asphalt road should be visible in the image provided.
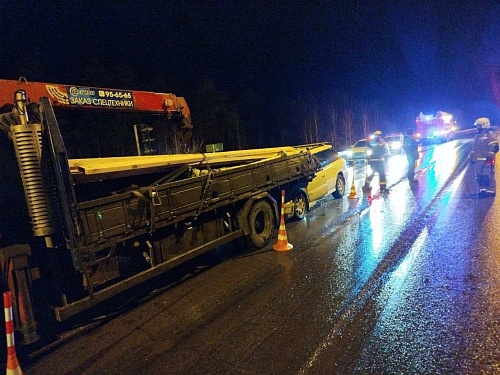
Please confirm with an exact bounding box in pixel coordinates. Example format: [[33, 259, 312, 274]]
[[23, 138, 500, 374]]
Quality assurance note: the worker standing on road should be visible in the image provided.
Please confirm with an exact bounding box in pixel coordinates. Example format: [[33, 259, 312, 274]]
[[470, 117, 499, 197], [363, 130, 389, 192], [403, 128, 420, 182]]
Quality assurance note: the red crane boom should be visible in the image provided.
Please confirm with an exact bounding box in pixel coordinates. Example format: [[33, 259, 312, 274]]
[[0, 77, 191, 123]]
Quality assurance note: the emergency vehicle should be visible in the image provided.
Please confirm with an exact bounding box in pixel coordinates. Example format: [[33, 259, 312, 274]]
[[415, 111, 457, 144]]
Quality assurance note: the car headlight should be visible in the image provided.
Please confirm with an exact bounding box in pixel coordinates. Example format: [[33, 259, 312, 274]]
[[391, 142, 401, 150], [346, 150, 353, 157], [366, 149, 372, 156]]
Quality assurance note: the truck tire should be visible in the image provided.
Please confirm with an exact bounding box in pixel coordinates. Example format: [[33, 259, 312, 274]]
[[332, 174, 346, 199], [248, 200, 274, 248]]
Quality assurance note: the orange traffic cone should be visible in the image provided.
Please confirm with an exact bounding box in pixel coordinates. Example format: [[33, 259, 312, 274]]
[[347, 174, 357, 199], [273, 190, 293, 251], [4, 292, 23, 375]]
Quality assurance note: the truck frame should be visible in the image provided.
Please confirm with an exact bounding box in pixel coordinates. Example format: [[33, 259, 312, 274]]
[[0, 82, 319, 345]]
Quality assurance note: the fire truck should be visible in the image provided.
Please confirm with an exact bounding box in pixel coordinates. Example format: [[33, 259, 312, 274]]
[[415, 111, 457, 144], [0, 78, 320, 345]]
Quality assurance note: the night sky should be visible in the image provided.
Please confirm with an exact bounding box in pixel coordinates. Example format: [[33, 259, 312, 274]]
[[1, 1, 499, 143]]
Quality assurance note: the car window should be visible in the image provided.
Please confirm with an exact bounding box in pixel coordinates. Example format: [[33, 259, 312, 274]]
[[353, 140, 368, 147], [314, 149, 338, 167]]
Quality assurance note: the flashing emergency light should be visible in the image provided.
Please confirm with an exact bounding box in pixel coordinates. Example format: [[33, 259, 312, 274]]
[[441, 114, 453, 123]]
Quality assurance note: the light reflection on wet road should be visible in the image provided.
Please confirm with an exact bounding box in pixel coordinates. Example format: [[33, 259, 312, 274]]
[[302, 139, 500, 373]]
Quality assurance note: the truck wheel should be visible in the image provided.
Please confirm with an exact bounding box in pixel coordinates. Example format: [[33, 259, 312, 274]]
[[248, 200, 274, 248], [293, 192, 308, 220], [332, 174, 346, 198]]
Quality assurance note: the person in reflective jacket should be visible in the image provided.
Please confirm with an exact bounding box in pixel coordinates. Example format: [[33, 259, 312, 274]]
[[363, 130, 389, 192], [470, 117, 499, 197]]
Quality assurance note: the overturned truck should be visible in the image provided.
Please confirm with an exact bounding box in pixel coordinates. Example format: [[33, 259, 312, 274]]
[[0, 84, 320, 344]]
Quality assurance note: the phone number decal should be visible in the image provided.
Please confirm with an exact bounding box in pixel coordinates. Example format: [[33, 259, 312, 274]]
[[67, 86, 134, 108]]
